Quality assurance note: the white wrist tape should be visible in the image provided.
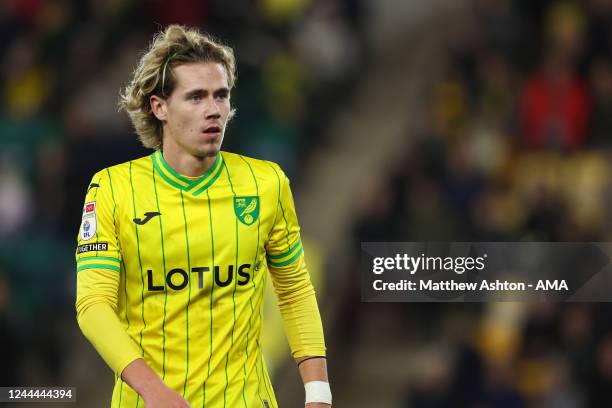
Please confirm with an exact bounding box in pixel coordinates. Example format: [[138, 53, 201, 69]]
[[304, 381, 332, 405]]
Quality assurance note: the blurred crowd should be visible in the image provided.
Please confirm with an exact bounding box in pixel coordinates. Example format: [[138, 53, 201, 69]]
[[0, 0, 366, 387], [7, 0, 612, 406], [339, 0, 612, 407]]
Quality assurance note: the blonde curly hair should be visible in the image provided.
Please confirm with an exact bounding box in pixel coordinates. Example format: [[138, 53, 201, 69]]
[[119, 25, 236, 150]]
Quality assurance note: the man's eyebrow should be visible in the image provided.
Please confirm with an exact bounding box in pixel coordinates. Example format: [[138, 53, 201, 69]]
[[184, 89, 207, 97], [213, 87, 230, 96], [183, 87, 230, 97]]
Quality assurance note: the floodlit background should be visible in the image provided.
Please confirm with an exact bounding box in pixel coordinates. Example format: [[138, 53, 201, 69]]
[[2, 0, 612, 406]]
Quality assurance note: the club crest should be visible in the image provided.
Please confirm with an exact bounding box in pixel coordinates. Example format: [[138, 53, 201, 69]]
[[234, 196, 259, 226]]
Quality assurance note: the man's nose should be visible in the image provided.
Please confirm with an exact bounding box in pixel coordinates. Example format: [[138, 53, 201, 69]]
[[205, 97, 221, 119]]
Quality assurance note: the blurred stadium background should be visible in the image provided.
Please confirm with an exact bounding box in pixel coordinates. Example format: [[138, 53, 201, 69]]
[[3, 0, 612, 407]]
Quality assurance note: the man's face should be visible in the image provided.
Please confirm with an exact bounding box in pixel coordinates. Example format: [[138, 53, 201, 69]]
[[154, 61, 231, 158]]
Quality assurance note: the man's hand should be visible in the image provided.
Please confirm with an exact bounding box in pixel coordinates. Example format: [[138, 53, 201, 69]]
[[121, 358, 191, 408], [305, 403, 331, 407]]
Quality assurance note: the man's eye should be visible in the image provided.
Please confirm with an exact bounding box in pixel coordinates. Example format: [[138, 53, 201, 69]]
[[190, 95, 202, 101]]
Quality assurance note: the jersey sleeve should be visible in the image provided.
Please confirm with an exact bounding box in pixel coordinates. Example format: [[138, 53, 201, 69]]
[[265, 165, 327, 358], [75, 170, 122, 271], [75, 169, 141, 375]]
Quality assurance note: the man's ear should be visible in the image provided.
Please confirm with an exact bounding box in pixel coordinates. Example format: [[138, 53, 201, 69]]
[[150, 95, 167, 121]]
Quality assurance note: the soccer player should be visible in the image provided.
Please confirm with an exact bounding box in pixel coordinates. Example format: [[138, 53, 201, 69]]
[[75, 25, 331, 408]]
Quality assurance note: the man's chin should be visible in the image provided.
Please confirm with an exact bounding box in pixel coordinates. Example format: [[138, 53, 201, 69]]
[[193, 143, 220, 159]]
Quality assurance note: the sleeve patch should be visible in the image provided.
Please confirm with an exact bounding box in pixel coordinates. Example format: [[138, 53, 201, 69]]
[[80, 201, 97, 241]]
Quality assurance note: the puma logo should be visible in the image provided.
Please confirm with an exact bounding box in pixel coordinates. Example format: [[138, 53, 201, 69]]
[[133, 212, 161, 225]]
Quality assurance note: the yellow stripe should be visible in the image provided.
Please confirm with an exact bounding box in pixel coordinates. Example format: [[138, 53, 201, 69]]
[[77, 256, 120, 264]]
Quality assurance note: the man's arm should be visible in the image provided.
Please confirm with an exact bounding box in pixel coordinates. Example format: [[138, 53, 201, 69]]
[[268, 256, 332, 406], [75, 170, 189, 407], [77, 270, 190, 407], [297, 357, 331, 407], [75, 171, 142, 375], [265, 164, 332, 406]]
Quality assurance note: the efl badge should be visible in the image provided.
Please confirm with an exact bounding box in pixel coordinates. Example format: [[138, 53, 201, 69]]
[[234, 196, 259, 226], [80, 201, 97, 241]]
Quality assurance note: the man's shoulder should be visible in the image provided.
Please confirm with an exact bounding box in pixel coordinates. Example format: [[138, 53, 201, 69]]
[[221, 151, 285, 180], [92, 153, 153, 184]]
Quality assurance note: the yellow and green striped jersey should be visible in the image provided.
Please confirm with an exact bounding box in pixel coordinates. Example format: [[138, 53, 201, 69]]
[[75, 150, 326, 408]]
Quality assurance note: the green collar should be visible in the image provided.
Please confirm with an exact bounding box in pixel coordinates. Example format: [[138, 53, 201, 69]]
[[151, 150, 224, 195]]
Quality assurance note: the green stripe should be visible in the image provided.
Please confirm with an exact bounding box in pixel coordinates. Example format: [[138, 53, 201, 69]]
[[258, 166, 277, 400], [119, 167, 130, 408], [180, 191, 192, 398], [129, 161, 147, 373], [105, 168, 117, 259], [259, 162, 284, 405], [130, 162, 144, 408], [268, 164, 291, 249], [267, 241, 302, 260], [191, 159, 224, 196], [268, 164, 282, 230], [106, 168, 121, 396], [107, 168, 129, 342], [257, 338, 274, 404], [120, 263, 130, 334], [204, 188, 215, 406], [118, 266, 126, 408], [151, 156, 168, 380], [254, 162, 279, 403], [222, 161, 239, 408], [268, 246, 303, 267], [77, 263, 120, 273], [152, 151, 190, 190], [253, 273, 271, 402], [279, 202, 292, 250], [106, 168, 117, 214], [77, 256, 120, 264], [239, 156, 264, 406]]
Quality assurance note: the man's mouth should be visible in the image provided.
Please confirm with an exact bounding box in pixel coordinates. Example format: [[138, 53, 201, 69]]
[[203, 126, 221, 134]]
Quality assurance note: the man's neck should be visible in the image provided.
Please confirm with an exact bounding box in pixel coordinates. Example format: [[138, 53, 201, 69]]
[[161, 142, 217, 178]]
